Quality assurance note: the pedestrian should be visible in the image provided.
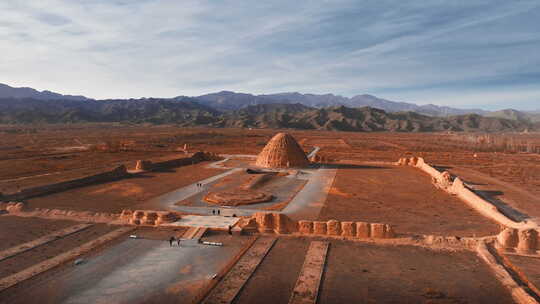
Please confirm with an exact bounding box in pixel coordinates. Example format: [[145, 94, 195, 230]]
[[228, 225, 232, 235], [177, 238, 181, 247], [212, 209, 216, 215], [169, 236, 176, 247], [217, 209, 220, 215]]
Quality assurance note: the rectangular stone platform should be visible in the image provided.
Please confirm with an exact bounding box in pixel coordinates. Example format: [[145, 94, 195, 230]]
[[289, 241, 330, 304], [163, 215, 240, 229]]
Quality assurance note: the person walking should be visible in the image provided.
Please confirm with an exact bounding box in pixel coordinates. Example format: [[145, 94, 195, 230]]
[[217, 209, 220, 215], [228, 225, 232, 235], [177, 238, 181, 247], [212, 209, 216, 215], [169, 236, 176, 247]]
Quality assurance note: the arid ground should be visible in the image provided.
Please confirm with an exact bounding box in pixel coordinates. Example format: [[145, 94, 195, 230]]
[[1, 124, 539, 303]]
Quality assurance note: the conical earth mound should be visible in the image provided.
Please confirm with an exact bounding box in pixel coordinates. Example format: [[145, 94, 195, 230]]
[[255, 133, 309, 168]]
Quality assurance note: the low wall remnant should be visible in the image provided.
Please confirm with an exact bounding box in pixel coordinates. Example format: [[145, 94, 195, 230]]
[[397, 155, 536, 230]]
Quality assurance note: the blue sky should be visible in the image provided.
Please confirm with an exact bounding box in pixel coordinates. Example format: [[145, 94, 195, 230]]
[[1, 1, 539, 110]]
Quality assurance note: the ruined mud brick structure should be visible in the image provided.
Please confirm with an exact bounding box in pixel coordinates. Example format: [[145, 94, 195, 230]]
[[255, 133, 309, 168], [398, 155, 540, 255], [204, 190, 273, 206], [121, 209, 178, 226], [0, 165, 129, 201], [237, 213, 395, 239], [497, 227, 540, 254]]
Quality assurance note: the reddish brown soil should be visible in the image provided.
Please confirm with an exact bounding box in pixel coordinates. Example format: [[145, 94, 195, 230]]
[[447, 166, 540, 219], [2, 126, 538, 198], [505, 254, 540, 294], [24, 162, 224, 213], [319, 164, 501, 237], [233, 237, 310, 304], [0, 224, 117, 279], [319, 240, 513, 304], [0, 216, 77, 251]]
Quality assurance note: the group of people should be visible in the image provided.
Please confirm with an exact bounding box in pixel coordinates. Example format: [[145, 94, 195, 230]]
[[168, 236, 182, 247], [196, 182, 204, 187]]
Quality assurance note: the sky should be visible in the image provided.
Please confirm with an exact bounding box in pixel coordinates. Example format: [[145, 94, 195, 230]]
[[1, 1, 539, 110]]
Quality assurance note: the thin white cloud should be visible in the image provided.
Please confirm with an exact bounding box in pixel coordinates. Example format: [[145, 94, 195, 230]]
[[0, 0, 538, 110]]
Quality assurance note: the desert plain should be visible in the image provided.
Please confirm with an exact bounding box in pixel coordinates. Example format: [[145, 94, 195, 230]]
[[1, 124, 540, 304]]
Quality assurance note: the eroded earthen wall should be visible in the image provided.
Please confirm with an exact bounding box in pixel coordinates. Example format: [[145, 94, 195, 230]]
[[401, 156, 530, 230]]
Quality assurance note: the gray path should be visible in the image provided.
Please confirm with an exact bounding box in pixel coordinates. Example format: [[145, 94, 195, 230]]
[[144, 167, 242, 209], [146, 151, 335, 220], [2, 238, 246, 304], [282, 165, 337, 220]]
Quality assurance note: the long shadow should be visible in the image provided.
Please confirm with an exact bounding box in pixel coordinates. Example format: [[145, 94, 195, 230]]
[[126, 174, 155, 179], [473, 188, 531, 221], [433, 165, 453, 171], [458, 178, 488, 186], [146, 167, 177, 173]]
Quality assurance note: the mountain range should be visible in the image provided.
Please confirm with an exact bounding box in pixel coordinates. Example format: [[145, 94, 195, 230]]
[[0, 83, 538, 132]]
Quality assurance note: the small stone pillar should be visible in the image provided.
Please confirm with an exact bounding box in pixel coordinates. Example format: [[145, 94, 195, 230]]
[[6, 202, 24, 213], [341, 222, 356, 237], [356, 222, 371, 238], [517, 229, 538, 254], [327, 220, 341, 236], [273, 213, 288, 234], [298, 220, 313, 234], [384, 224, 395, 238], [135, 160, 152, 171], [120, 209, 133, 222], [313, 221, 327, 235], [370, 223, 386, 238], [142, 211, 158, 226], [155, 211, 177, 226], [496, 227, 518, 250], [130, 210, 145, 225], [255, 213, 274, 233]]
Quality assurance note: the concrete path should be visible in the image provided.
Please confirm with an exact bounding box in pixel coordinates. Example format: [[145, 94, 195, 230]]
[[282, 165, 337, 221], [164, 215, 239, 229], [146, 152, 335, 220], [144, 167, 242, 209], [2, 237, 248, 304], [289, 241, 329, 304]]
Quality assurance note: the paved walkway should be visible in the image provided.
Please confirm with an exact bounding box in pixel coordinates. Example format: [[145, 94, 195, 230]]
[[144, 167, 242, 209], [282, 165, 337, 220], [3, 238, 247, 304], [164, 215, 239, 229], [145, 152, 335, 220]]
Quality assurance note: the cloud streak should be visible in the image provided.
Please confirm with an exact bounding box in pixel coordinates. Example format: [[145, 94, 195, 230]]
[[0, 0, 539, 110]]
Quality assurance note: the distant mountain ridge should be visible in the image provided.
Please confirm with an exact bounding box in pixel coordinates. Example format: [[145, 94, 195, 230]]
[[0, 83, 88, 101], [194, 90, 489, 116], [0, 83, 538, 124], [0, 97, 535, 132]]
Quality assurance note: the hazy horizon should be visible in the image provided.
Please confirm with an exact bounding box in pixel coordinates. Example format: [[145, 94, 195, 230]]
[[1, 1, 539, 110]]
